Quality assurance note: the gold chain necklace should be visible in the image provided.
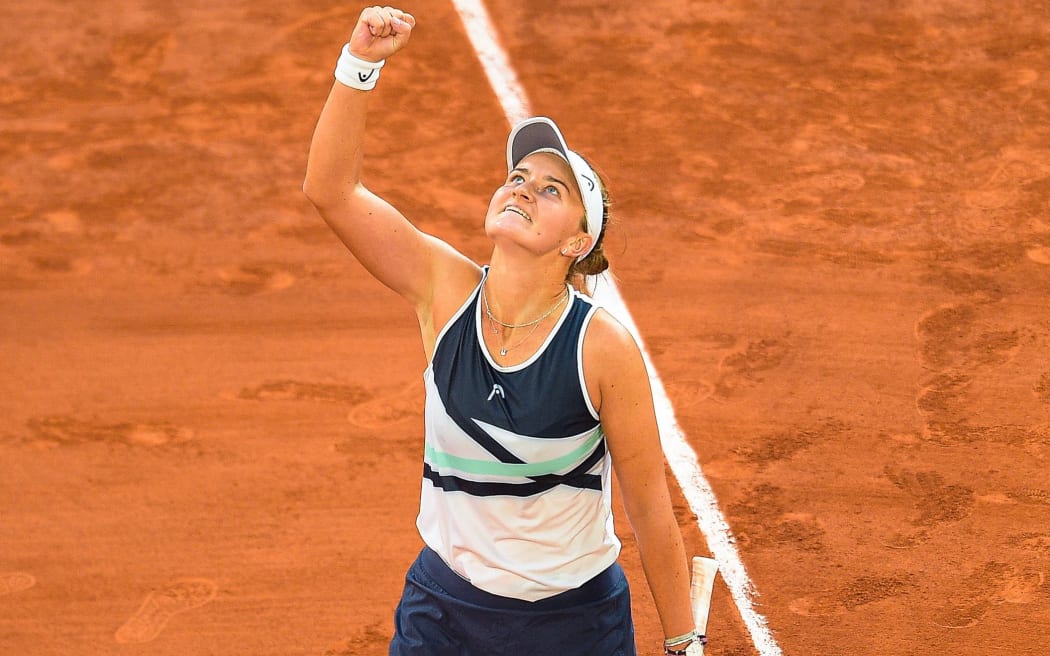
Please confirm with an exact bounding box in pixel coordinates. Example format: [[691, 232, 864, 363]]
[[481, 282, 569, 357], [494, 320, 544, 357]]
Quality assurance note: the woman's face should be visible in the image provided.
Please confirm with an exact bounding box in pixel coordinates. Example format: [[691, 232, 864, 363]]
[[484, 151, 588, 258]]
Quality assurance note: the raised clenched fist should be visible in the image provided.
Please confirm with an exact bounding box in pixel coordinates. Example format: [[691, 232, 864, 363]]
[[348, 6, 416, 63]]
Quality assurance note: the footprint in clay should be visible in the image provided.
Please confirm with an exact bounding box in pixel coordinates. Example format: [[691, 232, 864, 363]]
[[114, 578, 217, 644], [0, 572, 36, 596]]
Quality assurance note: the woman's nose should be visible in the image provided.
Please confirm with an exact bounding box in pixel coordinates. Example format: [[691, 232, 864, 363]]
[[512, 182, 532, 200]]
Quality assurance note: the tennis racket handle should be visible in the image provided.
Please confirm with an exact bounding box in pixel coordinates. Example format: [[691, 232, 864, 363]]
[[690, 556, 719, 636]]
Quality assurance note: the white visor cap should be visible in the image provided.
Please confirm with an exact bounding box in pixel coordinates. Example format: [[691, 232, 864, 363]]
[[506, 117, 603, 261]]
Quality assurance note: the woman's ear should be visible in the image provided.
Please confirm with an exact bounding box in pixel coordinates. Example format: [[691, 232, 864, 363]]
[[561, 234, 593, 259]]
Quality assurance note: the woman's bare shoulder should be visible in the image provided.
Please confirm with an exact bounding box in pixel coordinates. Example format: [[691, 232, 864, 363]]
[[584, 307, 639, 352]]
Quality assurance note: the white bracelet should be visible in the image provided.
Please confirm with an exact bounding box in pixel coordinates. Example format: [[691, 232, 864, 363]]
[[664, 629, 699, 648], [334, 44, 385, 91], [665, 630, 707, 655]]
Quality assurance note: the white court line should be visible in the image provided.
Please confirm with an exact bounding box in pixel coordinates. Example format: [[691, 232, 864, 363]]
[[449, 1, 783, 655], [446, 0, 531, 126]]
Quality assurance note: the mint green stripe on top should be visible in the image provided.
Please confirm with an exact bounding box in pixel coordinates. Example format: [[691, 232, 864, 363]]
[[425, 428, 604, 478]]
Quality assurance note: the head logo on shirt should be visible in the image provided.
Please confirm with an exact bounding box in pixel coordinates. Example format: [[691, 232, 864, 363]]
[[487, 384, 505, 401]]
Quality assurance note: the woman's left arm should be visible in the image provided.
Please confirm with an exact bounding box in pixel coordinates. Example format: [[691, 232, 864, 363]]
[[584, 310, 697, 649]]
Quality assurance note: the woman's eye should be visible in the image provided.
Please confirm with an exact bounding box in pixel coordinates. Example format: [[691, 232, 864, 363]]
[[509, 174, 524, 184], [543, 185, 560, 196]]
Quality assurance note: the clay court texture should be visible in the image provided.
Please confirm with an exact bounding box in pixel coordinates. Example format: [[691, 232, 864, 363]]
[[3, 1, 1050, 654]]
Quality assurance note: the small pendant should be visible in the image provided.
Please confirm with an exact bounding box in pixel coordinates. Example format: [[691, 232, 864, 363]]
[[500, 348, 508, 356]]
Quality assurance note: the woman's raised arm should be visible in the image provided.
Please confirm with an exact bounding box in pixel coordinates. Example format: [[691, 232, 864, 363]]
[[303, 6, 479, 313]]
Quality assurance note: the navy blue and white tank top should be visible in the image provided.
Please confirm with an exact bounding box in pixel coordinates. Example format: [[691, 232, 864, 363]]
[[416, 268, 621, 601]]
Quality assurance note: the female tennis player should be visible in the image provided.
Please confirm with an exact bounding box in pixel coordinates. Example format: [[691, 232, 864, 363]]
[[303, 6, 703, 655]]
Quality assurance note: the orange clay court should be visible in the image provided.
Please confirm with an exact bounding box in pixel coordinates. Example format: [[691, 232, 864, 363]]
[[2, 1, 1049, 655]]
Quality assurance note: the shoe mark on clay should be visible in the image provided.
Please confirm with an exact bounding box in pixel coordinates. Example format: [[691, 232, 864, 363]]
[[0, 227, 42, 247], [205, 263, 298, 295], [964, 155, 1040, 212], [656, 369, 716, 409], [322, 622, 388, 656], [1, 210, 84, 247], [1007, 487, 1050, 506], [966, 328, 1023, 368], [15, 212, 94, 275], [921, 267, 1004, 302], [0, 572, 36, 596], [882, 528, 931, 550], [915, 304, 1024, 371], [1034, 372, 1050, 404], [719, 338, 791, 379], [698, 331, 739, 350], [238, 380, 371, 404], [1026, 244, 1050, 265], [686, 210, 745, 245], [347, 383, 423, 430], [732, 418, 847, 469], [644, 336, 678, 358], [1008, 532, 1050, 555], [755, 208, 897, 269], [646, 332, 723, 406], [925, 420, 1043, 448], [789, 573, 916, 617], [114, 578, 217, 644], [916, 371, 973, 416], [932, 561, 1045, 629], [20, 415, 194, 449], [883, 466, 975, 528], [914, 303, 978, 371], [714, 338, 791, 397], [726, 484, 826, 553], [960, 241, 1029, 272], [672, 379, 716, 408], [272, 220, 337, 245], [27, 251, 94, 276], [913, 302, 1027, 445]]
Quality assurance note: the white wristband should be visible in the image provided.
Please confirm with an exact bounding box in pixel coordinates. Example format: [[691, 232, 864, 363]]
[[334, 44, 385, 91]]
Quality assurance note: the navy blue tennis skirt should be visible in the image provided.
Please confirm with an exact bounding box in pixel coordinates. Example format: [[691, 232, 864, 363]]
[[390, 547, 636, 655]]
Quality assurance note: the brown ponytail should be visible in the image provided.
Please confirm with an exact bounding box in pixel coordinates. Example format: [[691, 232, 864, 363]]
[[566, 155, 611, 283]]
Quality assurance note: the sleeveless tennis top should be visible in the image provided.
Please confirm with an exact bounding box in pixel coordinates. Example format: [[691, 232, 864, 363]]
[[417, 269, 621, 602]]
